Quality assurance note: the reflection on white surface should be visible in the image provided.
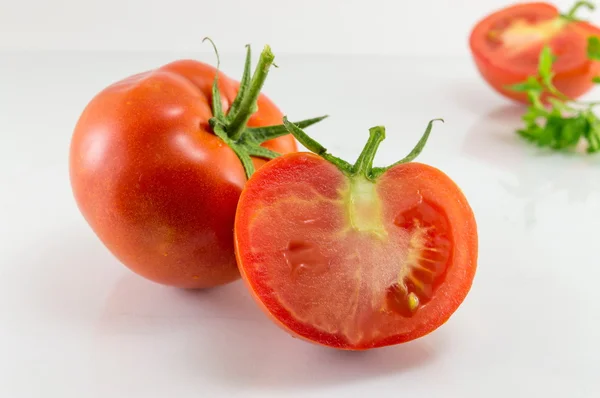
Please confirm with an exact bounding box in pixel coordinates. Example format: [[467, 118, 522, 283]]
[[93, 274, 438, 392], [462, 105, 600, 228]]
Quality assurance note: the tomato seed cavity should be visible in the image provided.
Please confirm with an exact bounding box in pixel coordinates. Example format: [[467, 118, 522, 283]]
[[386, 201, 452, 317]]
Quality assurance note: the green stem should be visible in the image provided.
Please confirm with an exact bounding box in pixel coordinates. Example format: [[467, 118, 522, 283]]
[[282, 117, 353, 174], [561, 0, 595, 20], [545, 80, 571, 102], [227, 45, 275, 141], [202, 37, 223, 119], [226, 45, 252, 122], [352, 126, 386, 178], [248, 115, 329, 144], [372, 119, 443, 178], [202, 40, 328, 178], [283, 117, 443, 180]]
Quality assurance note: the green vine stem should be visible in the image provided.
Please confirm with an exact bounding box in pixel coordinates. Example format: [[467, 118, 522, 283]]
[[226, 46, 275, 140], [372, 118, 443, 178], [202, 38, 328, 178], [561, 0, 595, 21], [227, 45, 252, 122], [282, 117, 353, 174], [352, 126, 386, 177], [282, 117, 444, 181]]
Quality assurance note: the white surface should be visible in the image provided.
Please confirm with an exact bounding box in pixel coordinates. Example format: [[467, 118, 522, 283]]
[[2, 0, 599, 54], [1, 50, 600, 397]]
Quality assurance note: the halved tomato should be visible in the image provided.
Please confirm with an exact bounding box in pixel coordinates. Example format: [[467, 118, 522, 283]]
[[469, 1, 600, 103], [234, 120, 478, 350]]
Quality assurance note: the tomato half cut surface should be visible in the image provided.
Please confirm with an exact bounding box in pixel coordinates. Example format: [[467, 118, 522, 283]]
[[234, 121, 478, 350], [469, 1, 600, 103]]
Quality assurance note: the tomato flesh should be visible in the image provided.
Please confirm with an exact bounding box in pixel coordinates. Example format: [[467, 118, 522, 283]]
[[469, 2, 600, 103], [386, 200, 452, 318], [481, 13, 586, 74], [235, 153, 478, 349]]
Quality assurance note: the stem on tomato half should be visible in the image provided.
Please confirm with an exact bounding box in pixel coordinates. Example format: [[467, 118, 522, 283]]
[[561, 0, 595, 21], [371, 118, 443, 177], [202, 37, 328, 178], [282, 117, 444, 181], [352, 126, 386, 177]]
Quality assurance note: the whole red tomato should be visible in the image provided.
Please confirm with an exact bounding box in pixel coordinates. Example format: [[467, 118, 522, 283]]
[[69, 44, 326, 288], [234, 120, 478, 349], [469, 1, 600, 103]]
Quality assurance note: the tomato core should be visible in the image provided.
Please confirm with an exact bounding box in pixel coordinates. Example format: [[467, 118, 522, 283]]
[[494, 17, 565, 50], [482, 13, 588, 75], [346, 177, 386, 237]]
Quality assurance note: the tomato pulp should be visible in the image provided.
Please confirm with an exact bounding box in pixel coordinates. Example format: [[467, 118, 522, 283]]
[[234, 121, 478, 349], [70, 44, 325, 288], [469, 2, 600, 103]]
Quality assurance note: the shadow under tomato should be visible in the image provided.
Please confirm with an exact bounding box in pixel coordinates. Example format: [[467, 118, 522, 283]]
[[96, 273, 441, 392], [22, 229, 438, 392], [23, 229, 123, 328], [186, 289, 441, 391]]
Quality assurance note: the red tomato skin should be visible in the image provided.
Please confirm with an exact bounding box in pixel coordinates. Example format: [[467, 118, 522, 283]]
[[69, 60, 296, 289], [469, 2, 600, 104], [234, 153, 478, 350]]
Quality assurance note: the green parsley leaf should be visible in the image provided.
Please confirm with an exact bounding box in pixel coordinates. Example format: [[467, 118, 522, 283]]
[[507, 32, 600, 155], [539, 116, 561, 147], [508, 76, 543, 93], [556, 117, 585, 149], [517, 125, 543, 141], [587, 36, 600, 60], [527, 89, 546, 112], [538, 45, 555, 81], [521, 106, 544, 125], [584, 111, 600, 153], [547, 97, 577, 114]]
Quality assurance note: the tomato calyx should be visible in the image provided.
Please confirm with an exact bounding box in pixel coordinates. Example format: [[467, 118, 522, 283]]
[[282, 117, 444, 181], [202, 38, 328, 178]]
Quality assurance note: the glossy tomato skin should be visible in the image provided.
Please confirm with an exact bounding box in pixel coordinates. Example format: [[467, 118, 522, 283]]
[[469, 2, 600, 104], [69, 60, 296, 288], [234, 153, 478, 350]]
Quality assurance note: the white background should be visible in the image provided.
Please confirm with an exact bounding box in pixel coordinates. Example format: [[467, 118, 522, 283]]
[[2, 0, 600, 397], [1, 0, 599, 55]]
